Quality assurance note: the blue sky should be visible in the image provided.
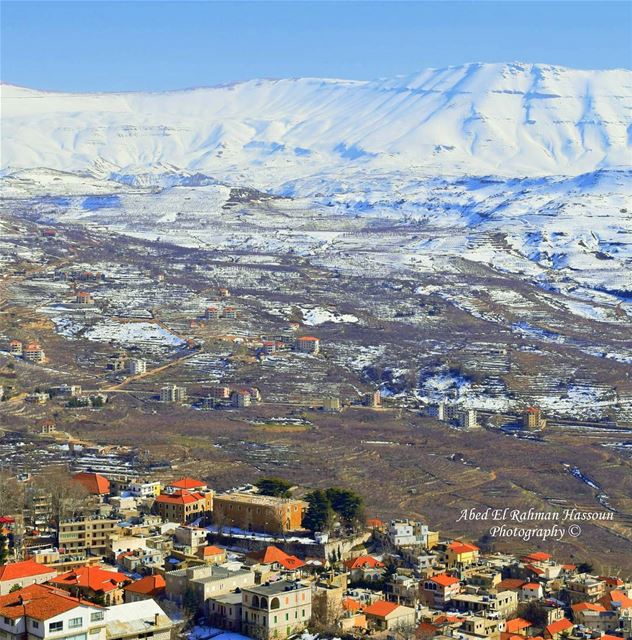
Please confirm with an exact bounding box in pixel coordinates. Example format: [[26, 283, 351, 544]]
[[2, 1, 630, 92]]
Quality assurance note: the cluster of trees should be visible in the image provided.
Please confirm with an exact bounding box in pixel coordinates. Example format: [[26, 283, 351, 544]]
[[303, 487, 364, 532], [255, 476, 292, 498]]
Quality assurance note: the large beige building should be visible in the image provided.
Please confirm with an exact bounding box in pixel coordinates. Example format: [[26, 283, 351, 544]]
[[213, 493, 307, 533], [58, 516, 119, 556], [241, 581, 312, 640]]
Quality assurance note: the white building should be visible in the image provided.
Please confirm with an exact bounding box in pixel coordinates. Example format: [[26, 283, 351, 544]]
[[128, 359, 147, 375], [459, 409, 479, 429], [128, 480, 161, 498], [0, 584, 107, 640], [388, 519, 429, 547], [104, 600, 172, 640], [160, 384, 187, 403]]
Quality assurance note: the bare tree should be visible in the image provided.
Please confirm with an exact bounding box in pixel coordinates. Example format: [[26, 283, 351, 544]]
[[32, 468, 91, 530]]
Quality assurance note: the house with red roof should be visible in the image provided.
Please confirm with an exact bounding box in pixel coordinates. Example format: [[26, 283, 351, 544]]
[[154, 489, 212, 523], [123, 574, 166, 603], [197, 544, 227, 564], [165, 477, 208, 493], [504, 617, 532, 636], [599, 589, 632, 616], [72, 472, 111, 496], [446, 541, 479, 568], [0, 584, 106, 639], [570, 600, 621, 633], [0, 559, 57, 596], [363, 599, 415, 631], [420, 573, 461, 608], [246, 545, 306, 578], [544, 618, 574, 639], [343, 555, 385, 582], [49, 566, 131, 605]]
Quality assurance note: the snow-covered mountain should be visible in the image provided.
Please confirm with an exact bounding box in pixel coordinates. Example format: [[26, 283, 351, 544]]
[[2, 62, 631, 181]]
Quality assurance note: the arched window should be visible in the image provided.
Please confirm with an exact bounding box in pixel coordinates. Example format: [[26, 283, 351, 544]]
[[270, 597, 280, 610], [252, 596, 260, 608], [260, 597, 268, 609]]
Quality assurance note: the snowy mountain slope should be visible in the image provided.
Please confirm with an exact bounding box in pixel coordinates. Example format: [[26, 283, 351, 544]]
[[2, 62, 631, 180]]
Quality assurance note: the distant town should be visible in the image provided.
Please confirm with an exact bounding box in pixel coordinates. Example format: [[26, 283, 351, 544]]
[[1, 468, 631, 640]]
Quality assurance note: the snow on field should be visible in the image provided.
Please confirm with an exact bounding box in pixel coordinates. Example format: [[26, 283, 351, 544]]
[[84, 321, 184, 347], [300, 306, 358, 326]]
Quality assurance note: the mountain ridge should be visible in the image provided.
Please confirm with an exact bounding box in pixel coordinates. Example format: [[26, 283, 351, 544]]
[[2, 62, 631, 182]]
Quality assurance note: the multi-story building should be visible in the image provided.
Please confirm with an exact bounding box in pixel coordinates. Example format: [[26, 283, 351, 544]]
[[231, 389, 252, 407], [213, 493, 307, 534], [76, 291, 93, 304], [127, 480, 161, 498], [23, 342, 45, 363], [222, 307, 238, 319], [420, 574, 462, 609], [0, 584, 107, 640], [523, 406, 546, 430], [9, 339, 23, 356], [128, 359, 146, 375], [160, 384, 187, 403], [241, 581, 312, 640], [388, 519, 432, 547], [154, 489, 212, 523], [452, 590, 518, 619], [296, 336, 320, 354], [446, 541, 480, 568], [362, 600, 416, 632], [58, 516, 119, 556], [459, 409, 479, 429], [205, 307, 220, 319], [566, 575, 606, 603], [207, 386, 231, 400], [207, 592, 243, 631]]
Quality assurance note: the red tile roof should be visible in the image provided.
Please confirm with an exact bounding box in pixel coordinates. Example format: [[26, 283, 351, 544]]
[[429, 574, 460, 587], [572, 602, 606, 613], [247, 545, 305, 570], [545, 618, 573, 637], [448, 541, 479, 554], [497, 578, 527, 591], [363, 599, 401, 618], [168, 477, 206, 489], [522, 583, 542, 590], [506, 618, 532, 633], [0, 559, 54, 582], [523, 551, 551, 562], [202, 545, 225, 557], [50, 566, 130, 593], [343, 597, 362, 612], [124, 574, 166, 596], [366, 518, 384, 528], [344, 555, 385, 570], [601, 590, 632, 610], [72, 472, 110, 495], [0, 584, 99, 621], [156, 489, 206, 505]]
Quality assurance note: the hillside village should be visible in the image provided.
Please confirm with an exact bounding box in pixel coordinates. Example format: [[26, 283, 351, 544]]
[[1, 468, 631, 640]]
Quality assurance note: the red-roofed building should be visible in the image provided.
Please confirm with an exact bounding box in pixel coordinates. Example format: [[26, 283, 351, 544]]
[[165, 477, 208, 492], [154, 489, 213, 523], [366, 517, 384, 529], [123, 574, 166, 603], [246, 545, 306, 573], [72, 472, 111, 496], [446, 541, 479, 568], [49, 566, 131, 605], [505, 618, 532, 635], [197, 545, 227, 564], [0, 584, 106, 636], [523, 552, 552, 564], [600, 589, 632, 613], [344, 555, 385, 582], [363, 599, 415, 631], [544, 618, 573, 639], [343, 597, 362, 612], [296, 336, 320, 354], [0, 559, 57, 596], [421, 574, 461, 608]]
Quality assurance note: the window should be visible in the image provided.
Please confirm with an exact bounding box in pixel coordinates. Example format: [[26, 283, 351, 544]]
[[49, 621, 64, 633], [69, 618, 83, 629], [90, 612, 104, 622], [32, 621, 40, 629]]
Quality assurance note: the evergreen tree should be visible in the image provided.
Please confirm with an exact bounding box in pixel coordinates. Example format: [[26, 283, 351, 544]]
[[303, 490, 335, 532]]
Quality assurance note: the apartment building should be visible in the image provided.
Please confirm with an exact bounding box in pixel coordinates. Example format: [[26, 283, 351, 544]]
[[58, 516, 119, 556], [213, 493, 307, 534], [452, 590, 518, 619], [160, 384, 187, 403], [296, 336, 320, 354], [241, 581, 312, 640]]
